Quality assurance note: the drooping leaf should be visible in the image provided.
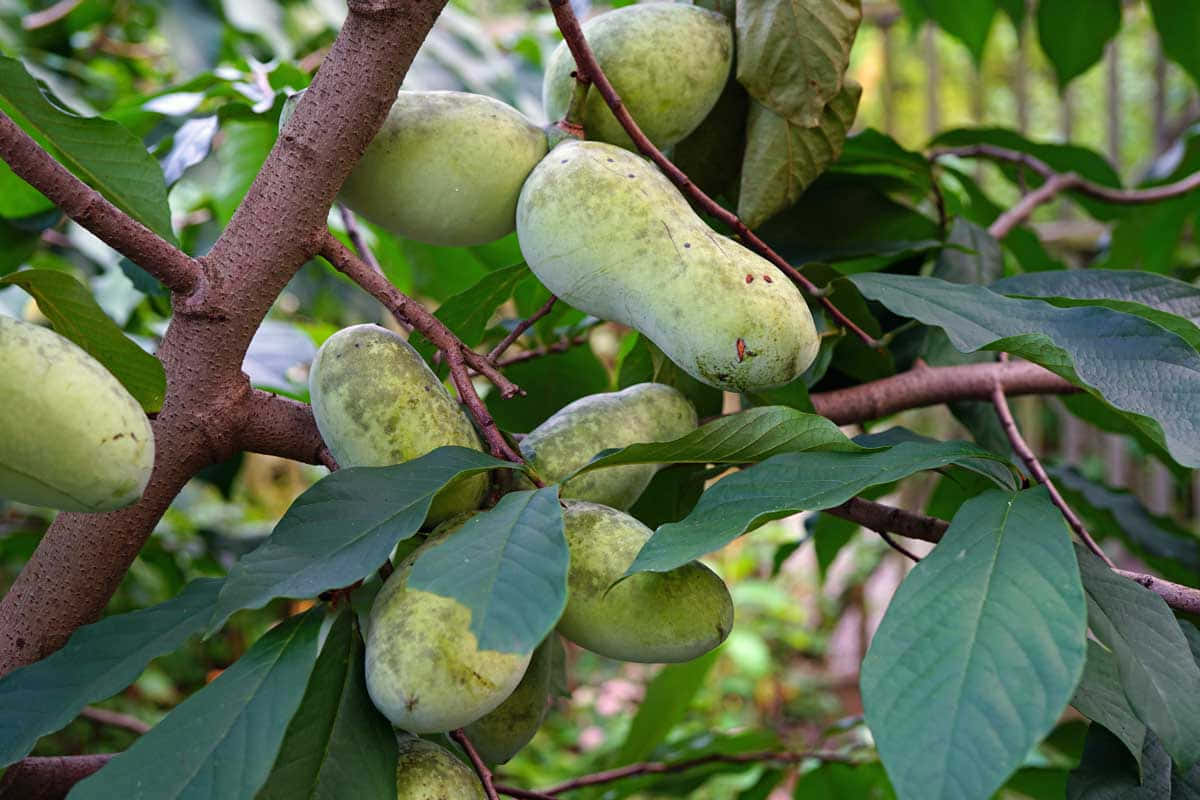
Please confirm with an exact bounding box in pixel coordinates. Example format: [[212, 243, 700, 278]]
[[406, 487, 568, 654], [626, 463, 708, 530], [861, 488, 1087, 800], [208, 448, 520, 634], [0, 269, 165, 411], [617, 648, 720, 764], [410, 262, 529, 365], [1036, 0, 1122, 88], [256, 611, 396, 800], [70, 608, 324, 800], [0, 578, 222, 767], [1148, 0, 1200, 89], [831, 128, 934, 198], [935, 217, 1003, 286], [627, 438, 1012, 575], [1067, 726, 1174, 799], [917, 0, 996, 64], [850, 273, 1200, 468], [1070, 641, 1147, 770], [1077, 545, 1200, 769]]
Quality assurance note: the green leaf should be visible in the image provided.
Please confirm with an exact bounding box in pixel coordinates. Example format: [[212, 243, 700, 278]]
[[486, 345, 609, 433], [0, 269, 165, 411], [212, 119, 275, 225], [1077, 545, 1200, 769], [917, 0, 996, 64], [831, 128, 933, 197], [1036, 0, 1121, 88], [1148, 0, 1200, 89], [208, 447, 520, 634], [70, 608, 324, 800], [406, 487, 568, 654], [410, 263, 529, 364], [737, 82, 862, 229], [935, 217, 1003, 286], [0, 56, 174, 242], [617, 648, 720, 764], [1071, 640, 1147, 771], [860, 488, 1088, 800], [1183, 620, 1200, 665], [791, 761, 896, 799], [850, 273, 1200, 468], [627, 437, 1012, 575], [256, 612, 396, 800], [1067, 726, 1176, 799], [627, 464, 708, 530], [0, 578, 222, 767], [618, 335, 723, 419], [734, 0, 861, 127]]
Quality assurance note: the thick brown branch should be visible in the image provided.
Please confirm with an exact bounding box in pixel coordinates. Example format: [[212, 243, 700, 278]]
[[0, 113, 201, 296], [237, 390, 327, 465], [451, 729, 500, 800], [545, 0, 880, 350], [0, 754, 111, 800]]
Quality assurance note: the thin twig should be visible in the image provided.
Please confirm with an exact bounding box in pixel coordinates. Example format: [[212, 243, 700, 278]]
[[451, 729, 500, 800], [545, 0, 881, 350], [487, 296, 558, 363], [21, 0, 83, 29], [79, 706, 151, 735], [337, 205, 385, 275], [488, 335, 590, 370], [876, 530, 922, 562]]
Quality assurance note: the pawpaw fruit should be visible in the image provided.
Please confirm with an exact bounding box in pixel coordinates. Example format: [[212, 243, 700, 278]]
[[395, 734, 486, 799], [0, 316, 153, 512], [557, 501, 733, 663], [464, 634, 555, 765], [366, 531, 532, 733], [517, 140, 820, 391], [542, 3, 732, 151], [308, 324, 487, 524], [519, 383, 697, 509]]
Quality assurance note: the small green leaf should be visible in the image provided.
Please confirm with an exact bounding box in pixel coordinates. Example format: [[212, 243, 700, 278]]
[[861, 488, 1088, 800], [617, 648, 720, 764], [411, 263, 529, 365], [935, 217, 1003, 286], [1148, 0, 1200, 89], [791, 761, 897, 799], [407, 487, 568, 654], [1070, 641, 1147, 771], [917, 0, 997, 64], [0, 269, 165, 411], [486, 344, 609, 433], [1036, 0, 1122, 88]]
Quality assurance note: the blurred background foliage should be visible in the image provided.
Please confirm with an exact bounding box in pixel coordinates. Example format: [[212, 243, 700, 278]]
[[0, 0, 1196, 796]]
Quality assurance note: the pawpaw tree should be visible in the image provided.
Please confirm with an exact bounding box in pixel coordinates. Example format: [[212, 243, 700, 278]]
[[0, 1, 1198, 798]]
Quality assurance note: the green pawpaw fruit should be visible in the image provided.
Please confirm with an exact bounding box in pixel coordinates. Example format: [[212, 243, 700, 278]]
[[286, 90, 548, 246], [308, 324, 487, 524], [464, 634, 555, 765], [558, 501, 733, 663], [517, 140, 819, 391], [0, 316, 153, 512], [395, 734, 486, 799], [519, 383, 697, 509], [543, 3, 732, 151], [366, 532, 532, 733]]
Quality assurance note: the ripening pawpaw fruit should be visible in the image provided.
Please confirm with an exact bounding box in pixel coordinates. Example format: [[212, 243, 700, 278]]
[[395, 734, 486, 800], [557, 501, 733, 663], [517, 140, 820, 391], [542, 3, 732, 151], [0, 316, 154, 512], [366, 532, 532, 733], [283, 90, 548, 246], [308, 324, 487, 524], [463, 634, 555, 765], [518, 383, 697, 509]]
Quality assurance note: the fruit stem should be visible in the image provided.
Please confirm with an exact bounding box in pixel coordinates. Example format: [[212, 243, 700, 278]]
[[549, 74, 590, 146]]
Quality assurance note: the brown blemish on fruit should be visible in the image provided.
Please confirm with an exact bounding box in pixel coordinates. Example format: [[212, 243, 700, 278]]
[[762, 275, 773, 283], [744, 274, 753, 284], [736, 338, 746, 362]]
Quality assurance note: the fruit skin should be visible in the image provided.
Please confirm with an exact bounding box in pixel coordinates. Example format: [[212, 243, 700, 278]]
[[333, 90, 547, 246], [395, 734, 486, 799], [543, 4, 732, 151], [366, 532, 532, 733], [0, 316, 153, 512], [308, 324, 487, 524], [519, 383, 697, 510], [557, 501, 733, 663], [517, 140, 820, 392], [464, 635, 555, 765]]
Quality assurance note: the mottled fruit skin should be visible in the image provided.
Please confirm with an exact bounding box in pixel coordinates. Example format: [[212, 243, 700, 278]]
[[558, 501, 733, 663], [308, 324, 487, 523], [0, 316, 153, 512], [464, 635, 555, 765], [366, 535, 531, 733], [517, 140, 819, 391], [519, 383, 697, 509], [543, 4, 732, 151], [395, 734, 486, 799], [338, 90, 547, 246]]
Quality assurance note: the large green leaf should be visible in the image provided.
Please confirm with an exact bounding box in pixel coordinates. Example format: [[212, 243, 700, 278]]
[[1148, 0, 1200, 89], [0, 269, 166, 411], [1035, 0, 1121, 88], [734, 0, 861, 128], [1077, 546, 1200, 769], [1070, 641, 1147, 771], [1067, 726, 1200, 799], [860, 488, 1087, 800], [791, 762, 896, 799], [410, 262, 529, 365], [256, 612, 395, 800], [0, 56, 173, 242], [207, 447, 520, 634], [626, 437, 1012, 575], [70, 608, 324, 800], [917, 0, 996, 64], [617, 648, 719, 764], [0, 578, 222, 767], [406, 487, 568, 654], [212, 118, 275, 225], [850, 273, 1200, 467]]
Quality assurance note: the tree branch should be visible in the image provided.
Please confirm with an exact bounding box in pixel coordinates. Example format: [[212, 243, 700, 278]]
[[0, 754, 111, 800], [544, 0, 881, 350], [237, 390, 327, 465], [451, 729, 500, 800], [0, 113, 202, 296], [488, 295, 558, 363], [79, 706, 151, 735]]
